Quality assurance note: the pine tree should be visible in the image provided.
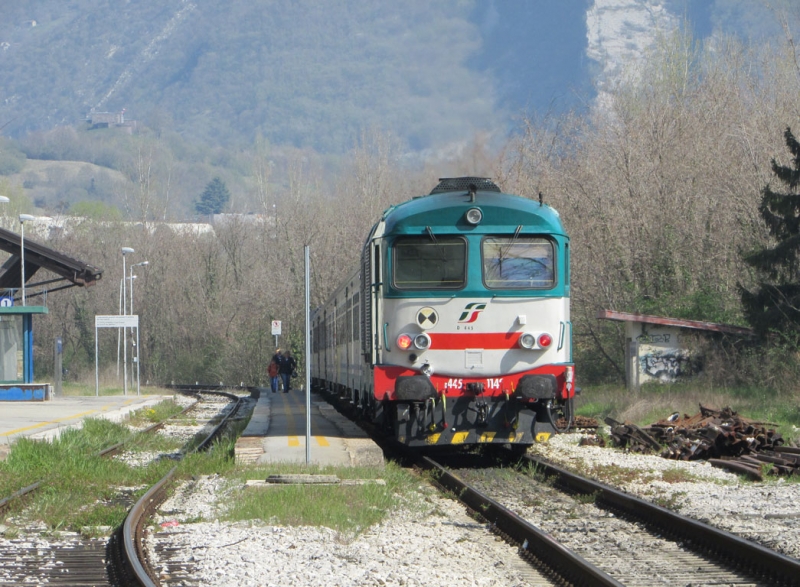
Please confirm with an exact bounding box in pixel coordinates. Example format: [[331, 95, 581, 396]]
[[195, 177, 230, 215], [741, 127, 800, 340]]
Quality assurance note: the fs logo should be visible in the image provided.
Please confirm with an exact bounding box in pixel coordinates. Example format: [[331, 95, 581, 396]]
[[458, 302, 486, 323]]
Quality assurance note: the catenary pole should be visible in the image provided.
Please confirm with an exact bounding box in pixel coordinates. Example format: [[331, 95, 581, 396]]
[[305, 245, 311, 465]]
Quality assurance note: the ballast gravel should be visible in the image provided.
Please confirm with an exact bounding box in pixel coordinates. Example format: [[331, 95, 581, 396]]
[[148, 476, 534, 587], [528, 432, 800, 560], [145, 431, 800, 586]]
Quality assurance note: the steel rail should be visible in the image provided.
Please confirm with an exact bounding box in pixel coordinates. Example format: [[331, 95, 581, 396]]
[[0, 395, 201, 514], [120, 387, 248, 586], [419, 455, 624, 587], [524, 453, 800, 587]]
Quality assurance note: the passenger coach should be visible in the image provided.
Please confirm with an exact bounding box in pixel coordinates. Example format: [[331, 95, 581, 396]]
[[311, 177, 574, 449]]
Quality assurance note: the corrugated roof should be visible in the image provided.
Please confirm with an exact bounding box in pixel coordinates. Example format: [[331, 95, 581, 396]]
[[598, 309, 754, 336], [0, 226, 103, 295]]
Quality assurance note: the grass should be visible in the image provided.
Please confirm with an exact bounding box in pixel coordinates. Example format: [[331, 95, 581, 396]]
[[0, 398, 191, 531], [211, 461, 418, 535], [59, 382, 174, 397]]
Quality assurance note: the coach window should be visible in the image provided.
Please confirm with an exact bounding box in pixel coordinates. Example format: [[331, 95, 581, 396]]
[[482, 237, 555, 289], [393, 236, 466, 289]]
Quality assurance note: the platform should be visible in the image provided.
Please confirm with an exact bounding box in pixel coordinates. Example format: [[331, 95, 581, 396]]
[[235, 390, 384, 468], [0, 394, 170, 458]]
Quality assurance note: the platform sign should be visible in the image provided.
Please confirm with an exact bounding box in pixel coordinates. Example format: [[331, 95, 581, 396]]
[[0, 297, 13, 307], [96, 314, 138, 328], [271, 320, 281, 335], [95, 314, 140, 397]]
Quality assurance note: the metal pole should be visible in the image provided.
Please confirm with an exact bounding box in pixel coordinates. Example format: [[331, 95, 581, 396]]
[[120, 248, 134, 395], [122, 255, 127, 396], [117, 279, 122, 377], [95, 324, 99, 396], [20, 221, 25, 306], [305, 245, 311, 465], [136, 325, 140, 396]]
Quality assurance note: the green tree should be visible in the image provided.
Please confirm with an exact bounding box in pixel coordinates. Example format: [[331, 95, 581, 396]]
[[741, 127, 800, 341], [195, 177, 230, 215]]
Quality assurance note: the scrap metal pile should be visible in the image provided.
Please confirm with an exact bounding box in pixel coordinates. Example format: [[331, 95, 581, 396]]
[[605, 405, 800, 481]]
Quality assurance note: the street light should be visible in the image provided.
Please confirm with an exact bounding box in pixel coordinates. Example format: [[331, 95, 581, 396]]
[[129, 261, 149, 316], [121, 247, 134, 395], [130, 261, 148, 395], [19, 214, 35, 306]]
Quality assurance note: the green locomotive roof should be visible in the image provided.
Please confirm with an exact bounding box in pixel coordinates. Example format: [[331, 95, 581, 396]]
[[381, 186, 566, 237]]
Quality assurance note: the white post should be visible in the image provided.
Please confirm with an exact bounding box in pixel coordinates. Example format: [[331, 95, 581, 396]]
[[305, 245, 311, 465], [130, 261, 147, 394], [136, 326, 140, 396], [20, 222, 25, 306], [117, 279, 122, 377], [19, 214, 35, 306], [95, 324, 99, 396], [121, 247, 134, 395]]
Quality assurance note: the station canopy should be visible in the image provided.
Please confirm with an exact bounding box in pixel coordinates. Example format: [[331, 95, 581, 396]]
[[0, 226, 103, 302]]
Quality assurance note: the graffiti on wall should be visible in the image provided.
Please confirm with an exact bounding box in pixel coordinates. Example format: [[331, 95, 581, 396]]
[[636, 333, 672, 344], [639, 349, 700, 382]]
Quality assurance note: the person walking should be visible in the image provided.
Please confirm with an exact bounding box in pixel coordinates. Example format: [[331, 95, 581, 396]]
[[267, 356, 280, 393], [279, 349, 296, 393], [268, 348, 282, 393]]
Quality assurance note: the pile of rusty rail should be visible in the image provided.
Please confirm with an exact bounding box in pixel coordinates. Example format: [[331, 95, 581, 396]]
[[605, 405, 799, 481]]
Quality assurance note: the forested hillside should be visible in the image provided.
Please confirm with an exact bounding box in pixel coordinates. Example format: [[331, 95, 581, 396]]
[[0, 1, 499, 152]]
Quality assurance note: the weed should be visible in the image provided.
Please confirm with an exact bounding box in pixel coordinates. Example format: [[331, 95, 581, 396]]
[[574, 491, 599, 505], [660, 467, 700, 484]]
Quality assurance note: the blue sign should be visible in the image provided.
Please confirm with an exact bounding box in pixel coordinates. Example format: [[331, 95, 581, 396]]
[[0, 297, 13, 307]]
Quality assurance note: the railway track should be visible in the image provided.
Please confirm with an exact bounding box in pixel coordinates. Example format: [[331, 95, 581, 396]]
[[114, 387, 247, 586], [422, 451, 800, 586], [0, 387, 247, 586]]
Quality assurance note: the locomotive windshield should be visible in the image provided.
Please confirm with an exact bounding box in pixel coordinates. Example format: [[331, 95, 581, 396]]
[[393, 236, 466, 289], [482, 237, 555, 288]]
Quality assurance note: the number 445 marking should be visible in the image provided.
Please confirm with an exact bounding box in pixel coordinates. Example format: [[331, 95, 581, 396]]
[[443, 378, 503, 390]]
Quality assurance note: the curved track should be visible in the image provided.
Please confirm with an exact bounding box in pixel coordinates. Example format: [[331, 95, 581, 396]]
[[114, 386, 248, 586], [0, 387, 247, 586]]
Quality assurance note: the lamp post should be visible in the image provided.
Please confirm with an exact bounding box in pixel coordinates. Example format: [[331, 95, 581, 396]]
[[130, 261, 148, 394], [19, 214, 35, 306], [121, 247, 134, 395], [129, 261, 148, 315]]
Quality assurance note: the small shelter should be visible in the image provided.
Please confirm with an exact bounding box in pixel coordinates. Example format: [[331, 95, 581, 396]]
[[0, 225, 102, 400], [598, 310, 754, 390]]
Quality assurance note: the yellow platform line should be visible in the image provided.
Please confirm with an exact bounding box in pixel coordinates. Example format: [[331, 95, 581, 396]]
[[315, 436, 330, 447], [4, 409, 100, 436], [288, 436, 300, 447]]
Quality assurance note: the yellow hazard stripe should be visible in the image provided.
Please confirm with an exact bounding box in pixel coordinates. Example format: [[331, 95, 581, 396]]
[[479, 431, 496, 443], [451, 431, 470, 444]]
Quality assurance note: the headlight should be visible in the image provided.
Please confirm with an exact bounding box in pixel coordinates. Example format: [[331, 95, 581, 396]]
[[397, 334, 413, 350], [518, 332, 553, 350], [519, 332, 536, 349], [465, 208, 482, 225], [414, 333, 431, 350]]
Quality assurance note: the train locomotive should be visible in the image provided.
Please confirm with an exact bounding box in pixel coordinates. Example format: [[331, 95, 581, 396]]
[[310, 177, 574, 449]]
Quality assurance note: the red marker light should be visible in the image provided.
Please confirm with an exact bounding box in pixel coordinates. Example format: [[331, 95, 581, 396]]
[[397, 334, 413, 350], [538, 333, 553, 348]]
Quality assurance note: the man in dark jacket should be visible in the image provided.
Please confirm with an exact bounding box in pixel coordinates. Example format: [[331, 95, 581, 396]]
[[279, 350, 296, 393]]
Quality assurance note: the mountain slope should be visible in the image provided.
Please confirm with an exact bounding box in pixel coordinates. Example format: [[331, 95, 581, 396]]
[[0, 1, 497, 152]]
